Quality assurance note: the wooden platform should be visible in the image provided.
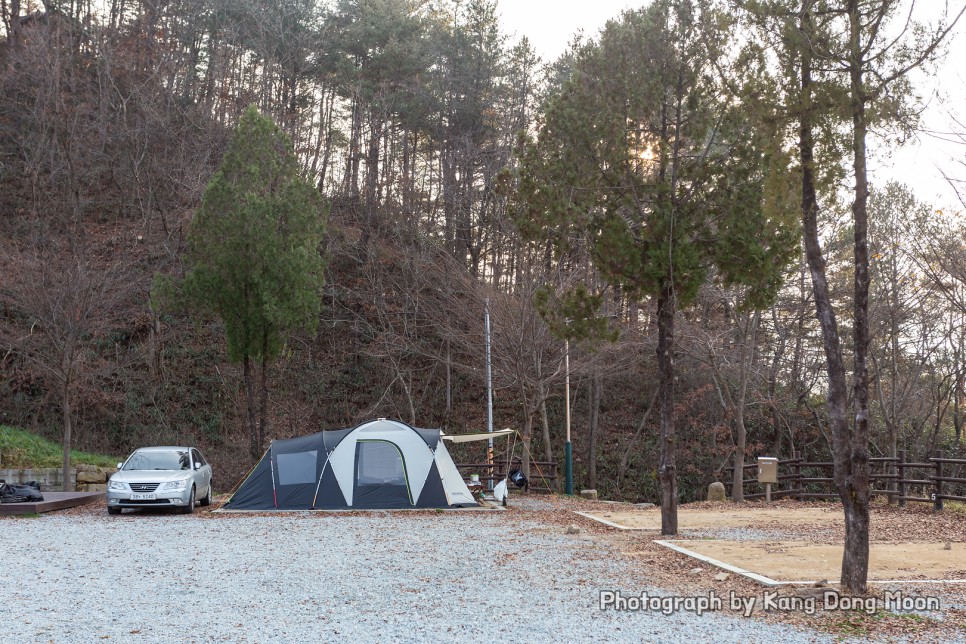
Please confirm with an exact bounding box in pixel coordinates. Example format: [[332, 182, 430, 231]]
[[0, 491, 105, 516]]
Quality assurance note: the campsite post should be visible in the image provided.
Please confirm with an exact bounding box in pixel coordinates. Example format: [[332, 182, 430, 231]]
[[485, 299, 494, 489], [565, 338, 573, 495]]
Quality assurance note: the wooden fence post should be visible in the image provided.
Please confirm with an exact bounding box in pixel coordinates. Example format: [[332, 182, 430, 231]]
[[794, 450, 803, 501], [934, 450, 944, 512], [897, 449, 906, 509]]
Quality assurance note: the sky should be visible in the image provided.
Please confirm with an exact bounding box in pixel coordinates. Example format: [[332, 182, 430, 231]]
[[495, 0, 966, 211]]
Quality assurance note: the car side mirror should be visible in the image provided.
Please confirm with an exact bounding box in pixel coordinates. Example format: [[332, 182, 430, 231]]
[[194, 462, 201, 470], [117, 463, 123, 470]]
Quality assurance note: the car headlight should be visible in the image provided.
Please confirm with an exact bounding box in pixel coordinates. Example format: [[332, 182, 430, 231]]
[[161, 479, 188, 490], [108, 480, 127, 491]]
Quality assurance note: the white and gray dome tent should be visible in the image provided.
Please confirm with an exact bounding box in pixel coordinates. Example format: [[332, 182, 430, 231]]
[[222, 419, 482, 510]]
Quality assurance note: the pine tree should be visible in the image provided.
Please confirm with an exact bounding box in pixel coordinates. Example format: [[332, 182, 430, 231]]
[[513, 0, 797, 534], [154, 105, 326, 461]]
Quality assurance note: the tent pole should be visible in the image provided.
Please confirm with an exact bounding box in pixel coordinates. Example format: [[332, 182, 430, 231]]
[[565, 339, 573, 495], [221, 447, 270, 507], [485, 298, 494, 489], [311, 455, 330, 509], [269, 445, 277, 509]]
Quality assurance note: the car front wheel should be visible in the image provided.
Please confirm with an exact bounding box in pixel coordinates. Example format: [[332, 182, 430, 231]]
[[108, 506, 121, 515], [181, 486, 195, 514]]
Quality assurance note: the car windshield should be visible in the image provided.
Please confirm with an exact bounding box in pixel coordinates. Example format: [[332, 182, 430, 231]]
[[123, 450, 191, 471]]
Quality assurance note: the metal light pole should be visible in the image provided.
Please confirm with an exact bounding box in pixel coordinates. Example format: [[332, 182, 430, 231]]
[[485, 299, 494, 489], [564, 338, 573, 495]]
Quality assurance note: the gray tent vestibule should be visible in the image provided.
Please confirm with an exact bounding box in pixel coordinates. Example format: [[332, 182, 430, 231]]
[[223, 419, 478, 510]]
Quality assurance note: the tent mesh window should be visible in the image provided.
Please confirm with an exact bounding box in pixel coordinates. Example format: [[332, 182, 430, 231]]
[[356, 441, 406, 485], [276, 450, 318, 485]]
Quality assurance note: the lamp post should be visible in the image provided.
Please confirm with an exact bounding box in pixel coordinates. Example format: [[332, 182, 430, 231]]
[[564, 338, 573, 495]]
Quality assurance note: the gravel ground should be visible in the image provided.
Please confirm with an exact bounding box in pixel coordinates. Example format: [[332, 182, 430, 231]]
[[684, 527, 802, 541], [0, 501, 828, 643]]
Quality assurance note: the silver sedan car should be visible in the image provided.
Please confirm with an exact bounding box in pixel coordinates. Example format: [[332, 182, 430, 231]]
[[106, 446, 213, 515]]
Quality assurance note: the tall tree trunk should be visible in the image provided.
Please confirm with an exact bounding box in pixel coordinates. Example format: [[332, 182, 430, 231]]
[[841, 0, 872, 594], [441, 148, 458, 256], [885, 259, 900, 504], [798, 5, 868, 594], [402, 129, 412, 215], [768, 308, 787, 456], [871, 354, 898, 504], [8, 0, 21, 50], [587, 368, 601, 490], [657, 283, 677, 535], [203, 26, 219, 111], [344, 95, 361, 199], [517, 377, 533, 483], [540, 394, 552, 464], [445, 338, 452, 418], [731, 413, 746, 503], [956, 326, 964, 444], [315, 89, 336, 192], [360, 114, 382, 248], [147, 314, 160, 381], [243, 355, 259, 462], [61, 375, 73, 492], [535, 361, 552, 463], [722, 311, 759, 502], [520, 409, 533, 484], [258, 350, 270, 461]]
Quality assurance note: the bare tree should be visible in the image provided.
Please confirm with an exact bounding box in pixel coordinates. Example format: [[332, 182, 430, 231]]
[[742, 0, 965, 594], [0, 247, 129, 489], [684, 287, 763, 502]]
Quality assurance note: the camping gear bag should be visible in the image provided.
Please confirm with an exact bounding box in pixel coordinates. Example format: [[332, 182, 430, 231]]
[[0, 480, 44, 503]]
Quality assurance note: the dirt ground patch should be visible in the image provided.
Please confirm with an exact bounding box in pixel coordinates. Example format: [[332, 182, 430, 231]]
[[581, 506, 844, 530], [566, 500, 966, 640], [665, 540, 966, 582]]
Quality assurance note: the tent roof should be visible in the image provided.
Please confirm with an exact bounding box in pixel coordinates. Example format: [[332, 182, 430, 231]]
[[268, 419, 441, 453], [222, 418, 475, 511]]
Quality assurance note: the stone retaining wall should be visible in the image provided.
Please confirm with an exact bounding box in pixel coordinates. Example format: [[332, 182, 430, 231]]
[[74, 464, 118, 492], [0, 465, 117, 492]]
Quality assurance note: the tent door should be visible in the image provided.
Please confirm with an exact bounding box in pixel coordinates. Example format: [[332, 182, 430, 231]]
[[352, 440, 413, 508]]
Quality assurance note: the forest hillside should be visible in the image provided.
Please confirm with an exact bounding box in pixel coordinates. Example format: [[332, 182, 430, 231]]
[[1, 0, 964, 503]]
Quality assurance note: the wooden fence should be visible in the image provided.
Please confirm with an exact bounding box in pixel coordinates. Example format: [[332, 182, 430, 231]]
[[455, 459, 558, 493], [725, 450, 966, 510]]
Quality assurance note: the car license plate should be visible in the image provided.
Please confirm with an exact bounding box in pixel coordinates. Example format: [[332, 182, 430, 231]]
[[130, 493, 156, 500]]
